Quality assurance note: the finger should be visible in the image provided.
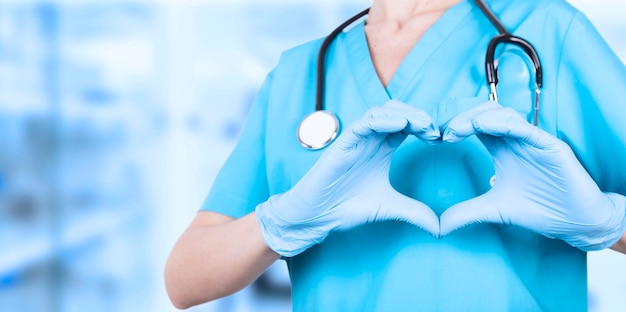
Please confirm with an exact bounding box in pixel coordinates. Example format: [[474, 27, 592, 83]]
[[470, 107, 557, 149], [378, 192, 440, 238], [339, 116, 408, 147], [363, 106, 389, 119], [363, 105, 409, 148], [439, 193, 504, 236], [381, 100, 441, 143], [441, 101, 501, 143]]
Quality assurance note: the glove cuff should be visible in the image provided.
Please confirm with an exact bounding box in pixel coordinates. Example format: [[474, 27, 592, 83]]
[[571, 192, 626, 252], [255, 194, 335, 257]]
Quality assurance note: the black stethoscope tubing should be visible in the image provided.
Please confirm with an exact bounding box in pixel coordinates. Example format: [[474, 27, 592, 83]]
[[315, 8, 371, 112], [300, 0, 543, 150]]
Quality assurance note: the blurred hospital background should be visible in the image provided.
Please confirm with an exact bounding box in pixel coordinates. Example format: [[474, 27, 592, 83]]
[[0, 0, 623, 311]]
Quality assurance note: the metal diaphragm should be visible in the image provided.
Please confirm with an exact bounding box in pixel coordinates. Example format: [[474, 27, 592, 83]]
[[296, 110, 339, 150]]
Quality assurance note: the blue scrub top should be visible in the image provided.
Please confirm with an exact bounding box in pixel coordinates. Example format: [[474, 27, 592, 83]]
[[201, 0, 626, 310]]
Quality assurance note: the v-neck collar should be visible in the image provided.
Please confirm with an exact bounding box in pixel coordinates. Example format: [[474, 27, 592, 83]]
[[343, 0, 475, 108]]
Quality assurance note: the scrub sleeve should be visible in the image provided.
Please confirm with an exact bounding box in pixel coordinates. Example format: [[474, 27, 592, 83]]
[[199, 73, 274, 218]]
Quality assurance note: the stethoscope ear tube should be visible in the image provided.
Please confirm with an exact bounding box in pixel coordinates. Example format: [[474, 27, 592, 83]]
[[485, 34, 543, 88], [485, 34, 543, 126]]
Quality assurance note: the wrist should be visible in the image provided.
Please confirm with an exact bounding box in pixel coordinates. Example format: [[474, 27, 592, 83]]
[[255, 194, 334, 257], [572, 192, 626, 251], [610, 231, 626, 254]]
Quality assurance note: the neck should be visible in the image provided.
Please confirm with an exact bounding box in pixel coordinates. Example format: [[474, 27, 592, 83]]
[[368, 0, 462, 26]]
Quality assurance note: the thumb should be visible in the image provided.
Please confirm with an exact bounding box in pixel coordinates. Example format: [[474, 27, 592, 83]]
[[439, 193, 503, 236], [378, 191, 440, 238]]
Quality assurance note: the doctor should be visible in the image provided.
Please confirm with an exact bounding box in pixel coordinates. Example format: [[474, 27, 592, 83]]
[[165, 0, 626, 310]]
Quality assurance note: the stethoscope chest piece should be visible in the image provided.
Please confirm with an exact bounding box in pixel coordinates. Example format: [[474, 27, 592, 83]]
[[296, 110, 339, 150]]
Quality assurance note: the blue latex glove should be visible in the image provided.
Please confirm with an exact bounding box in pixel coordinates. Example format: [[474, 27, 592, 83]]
[[256, 100, 441, 257], [439, 101, 626, 251]]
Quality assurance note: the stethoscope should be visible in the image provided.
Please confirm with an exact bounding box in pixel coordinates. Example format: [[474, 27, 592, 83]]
[[296, 0, 543, 150]]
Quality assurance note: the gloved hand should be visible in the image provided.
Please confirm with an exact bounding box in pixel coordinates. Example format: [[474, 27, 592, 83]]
[[439, 101, 626, 251], [256, 100, 441, 257]]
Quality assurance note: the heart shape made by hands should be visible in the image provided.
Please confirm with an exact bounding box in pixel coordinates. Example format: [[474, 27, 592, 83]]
[[259, 98, 625, 258]]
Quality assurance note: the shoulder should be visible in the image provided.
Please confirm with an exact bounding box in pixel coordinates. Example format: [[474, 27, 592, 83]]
[[271, 37, 324, 81], [512, 0, 607, 47], [500, 0, 577, 16], [279, 38, 323, 63], [257, 37, 325, 102], [491, 0, 598, 48], [524, 0, 584, 27], [495, 0, 581, 31]]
